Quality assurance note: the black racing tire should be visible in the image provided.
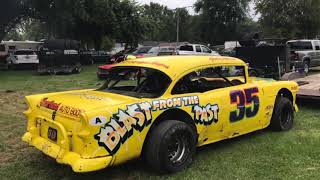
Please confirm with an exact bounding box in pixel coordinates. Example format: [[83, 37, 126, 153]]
[[145, 120, 197, 173], [74, 67, 82, 74], [270, 96, 294, 131]]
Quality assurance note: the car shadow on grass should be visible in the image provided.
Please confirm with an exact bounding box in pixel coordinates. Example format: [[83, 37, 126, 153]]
[[63, 130, 272, 179]]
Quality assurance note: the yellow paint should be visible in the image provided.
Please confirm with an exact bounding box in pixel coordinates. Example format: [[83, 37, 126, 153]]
[[22, 56, 299, 172]]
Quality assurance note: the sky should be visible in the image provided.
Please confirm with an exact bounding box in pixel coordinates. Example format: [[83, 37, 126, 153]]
[[136, 0, 259, 21]]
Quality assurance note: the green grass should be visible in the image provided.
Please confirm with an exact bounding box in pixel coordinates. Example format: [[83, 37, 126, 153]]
[[1, 65, 320, 180]]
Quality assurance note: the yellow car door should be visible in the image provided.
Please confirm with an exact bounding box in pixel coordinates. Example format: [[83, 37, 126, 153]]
[[223, 84, 263, 137], [198, 64, 264, 139]]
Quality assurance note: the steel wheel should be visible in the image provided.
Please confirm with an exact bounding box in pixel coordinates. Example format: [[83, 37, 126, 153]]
[[167, 132, 190, 165]]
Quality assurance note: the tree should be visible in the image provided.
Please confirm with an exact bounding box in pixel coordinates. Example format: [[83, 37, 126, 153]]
[[0, 0, 28, 41], [195, 0, 251, 45], [140, 3, 192, 43], [113, 0, 148, 48], [255, 0, 320, 38]]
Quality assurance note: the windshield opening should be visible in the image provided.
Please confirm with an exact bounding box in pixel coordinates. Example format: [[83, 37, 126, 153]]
[[98, 67, 171, 98]]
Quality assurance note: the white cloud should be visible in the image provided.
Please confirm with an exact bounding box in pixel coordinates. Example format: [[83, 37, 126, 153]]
[[136, 0, 196, 11]]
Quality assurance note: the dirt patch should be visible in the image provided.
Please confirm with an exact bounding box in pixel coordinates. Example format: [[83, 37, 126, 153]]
[[0, 91, 29, 118]]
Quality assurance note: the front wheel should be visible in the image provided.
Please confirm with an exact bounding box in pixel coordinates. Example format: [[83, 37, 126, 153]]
[[270, 96, 294, 131], [145, 120, 197, 173]]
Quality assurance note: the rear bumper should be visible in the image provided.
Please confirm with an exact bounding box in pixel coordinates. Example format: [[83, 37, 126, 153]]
[[22, 116, 113, 172]]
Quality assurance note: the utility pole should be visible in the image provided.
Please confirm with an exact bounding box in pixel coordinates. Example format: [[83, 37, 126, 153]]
[[176, 9, 179, 48], [175, 6, 193, 49]]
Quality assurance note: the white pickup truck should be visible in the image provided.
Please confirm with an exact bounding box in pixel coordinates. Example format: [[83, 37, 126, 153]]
[[177, 44, 220, 56], [7, 49, 39, 66], [287, 40, 320, 74]]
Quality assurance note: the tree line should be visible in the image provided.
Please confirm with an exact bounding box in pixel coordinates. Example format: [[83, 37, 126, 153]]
[[1, 0, 320, 50]]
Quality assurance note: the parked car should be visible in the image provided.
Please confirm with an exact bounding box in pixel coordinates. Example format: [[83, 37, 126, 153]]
[[131, 46, 176, 58], [158, 47, 176, 56], [97, 46, 175, 79], [287, 39, 320, 74], [91, 50, 111, 63], [7, 49, 39, 68], [131, 46, 153, 58], [145, 46, 176, 57], [110, 48, 137, 63], [97, 53, 137, 79], [97, 64, 115, 79], [23, 56, 298, 173], [177, 44, 220, 56]]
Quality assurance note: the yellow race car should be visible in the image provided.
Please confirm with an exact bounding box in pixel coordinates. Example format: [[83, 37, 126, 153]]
[[22, 56, 299, 173]]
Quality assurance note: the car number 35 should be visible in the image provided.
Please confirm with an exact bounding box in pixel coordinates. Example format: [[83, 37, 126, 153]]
[[230, 87, 260, 122]]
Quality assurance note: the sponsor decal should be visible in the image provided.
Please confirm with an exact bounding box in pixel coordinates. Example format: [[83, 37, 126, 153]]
[[95, 102, 152, 155], [291, 85, 298, 91], [129, 61, 170, 69], [265, 105, 274, 111], [58, 105, 82, 118], [40, 98, 60, 111], [229, 87, 260, 122], [152, 96, 199, 111], [192, 104, 219, 125], [69, 92, 111, 101], [265, 105, 274, 118], [94, 96, 199, 154], [40, 98, 83, 118], [89, 116, 108, 126]]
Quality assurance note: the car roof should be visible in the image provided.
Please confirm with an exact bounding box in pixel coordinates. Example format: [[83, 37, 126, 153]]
[[179, 44, 206, 46], [113, 56, 246, 79]]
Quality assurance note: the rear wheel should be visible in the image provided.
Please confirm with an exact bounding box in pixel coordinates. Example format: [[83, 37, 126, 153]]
[[145, 120, 197, 173], [270, 96, 294, 131]]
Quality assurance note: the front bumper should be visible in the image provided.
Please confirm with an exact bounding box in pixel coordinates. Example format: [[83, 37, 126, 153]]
[[22, 118, 113, 172]]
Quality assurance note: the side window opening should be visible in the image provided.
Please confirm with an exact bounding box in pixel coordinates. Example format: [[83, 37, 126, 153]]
[[172, 66, 246, 95]]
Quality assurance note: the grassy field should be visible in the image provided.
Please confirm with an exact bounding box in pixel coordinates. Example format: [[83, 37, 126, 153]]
[[1, 65, 320, 180]]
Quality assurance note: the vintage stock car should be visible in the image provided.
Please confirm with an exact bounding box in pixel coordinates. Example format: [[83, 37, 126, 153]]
[[22, 56, 299, 173]]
